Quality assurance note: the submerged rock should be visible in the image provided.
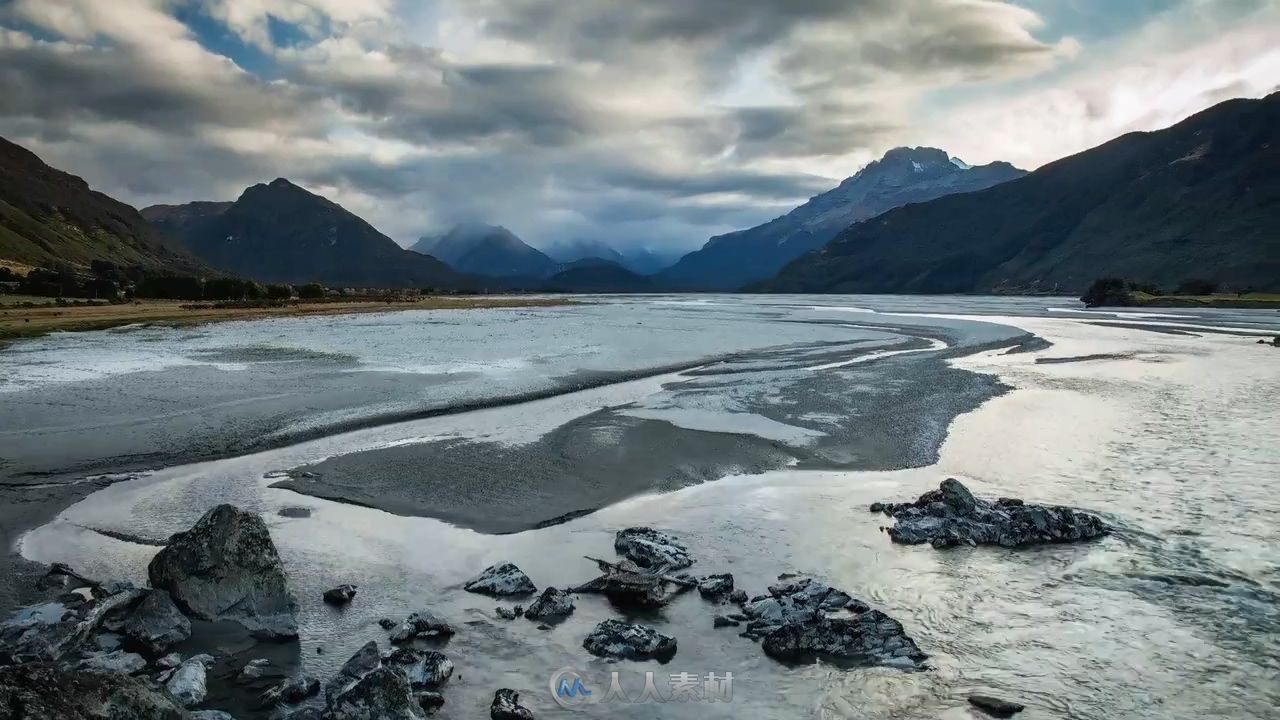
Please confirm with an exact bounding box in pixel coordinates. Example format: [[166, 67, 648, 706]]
[[147, 504, 299, 639], [523, 587, 575, 621], [761, 612, 926, 667], [614, 527, 693, 569], [0, 663, 188, 719], [464, 563, 537, 596], [713, 615, 740, 628], [969, 694, 1026, 717], [740, 576, 864, 638], [582, 619, 677, 662], [417, 690, 445, 713], [325, 665, 421, 720], [872, 478, 1108, 549], [697, 573, 734, 599], [388, 611, 454, 644], [382, 647, 453, 688], [490, 688, 534, 720], [323, 585, 358, 606]]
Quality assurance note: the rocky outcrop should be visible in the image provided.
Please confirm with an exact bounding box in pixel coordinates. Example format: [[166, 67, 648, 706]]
[[697, 573, 734, 599], [263, 674, 321, 705], [323, 585, 358, 606], [147, 504, 299, 638], [325, 641, 382, 702], [871, 478, 1109, 548], [388, 611, 454, 644], [74, 649, 147, 674], [324, 665, 422, 720], [490, 688, 534, 720], [523, 588, 574, 621], [614, 527, 692, 569], [464, 563, 536, 596], [569, 557, 697, 609], [969, 694, 1026, 717], [383, 647, 453, 688], [582, 619, 677, 662], [740, 575, 926, 668], [0, 663, 189, 719], [116, 590, 191, 656]]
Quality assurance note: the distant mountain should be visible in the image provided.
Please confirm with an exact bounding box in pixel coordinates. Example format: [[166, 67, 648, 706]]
[[658, 147, 1026, 290], [411, 223, 558, 278], [0, 136, 202, 272], [543, 259, 654, 293], [143, 180, 466, 289], [543, 239, 678, 275], [757, 92, 1280, 294]]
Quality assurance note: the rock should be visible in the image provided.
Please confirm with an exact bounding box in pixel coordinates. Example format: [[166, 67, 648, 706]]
[[35, 563, 99, 592], [1, 588, 142, 664], [147, 504, 299, 639], [760, 612, 927, 667], [740, 576, 863, 638], [416, 690, 445, 713], [582, 619, 677, 662], [262, 674, 321, 705], [464, 562, 537, 596], [156, 652, 183, 669], [388, 611, 454, 644], [697, 573, 734, 599], [490, 688, 534, 720], [0, 663, 188, 719], [378, 618, 397, 630], [117, 590, 191, 656], [872, 479, 1108, 549], [494, 606, 518, 620], [323, 585, 358, 606], [278, 507, 312, 518], [238, 657, 273, 682], [75, 649, 147, 674], [713, 615, 739, 628], [191, 712, 235, 720], [523, 587, 575, 621], [324, 666, 421, 720], [325, 641, 382, 702], [166, 654, 213, 708], [569, 556, 696, 609], [383, 647, 453, 688], [614, 527, 692, 569], [728, 589, 748, 604], [969, 694, 1026, 717]]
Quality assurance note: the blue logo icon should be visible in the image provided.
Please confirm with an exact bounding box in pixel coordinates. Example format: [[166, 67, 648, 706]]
[[550, 667, 593, 708]]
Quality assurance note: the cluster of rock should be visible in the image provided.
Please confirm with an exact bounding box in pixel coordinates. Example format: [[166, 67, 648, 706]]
[[870, 478, 1109, 549]]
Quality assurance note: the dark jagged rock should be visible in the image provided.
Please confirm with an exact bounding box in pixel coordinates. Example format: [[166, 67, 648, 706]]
[[728, 589, 748, 604], [872, 478, 1109, 549], [325, 641, 381, 702], [378, 618, 397, 630], [417, 690, 445, 714], [117, 590, 191, 656], [713, 616, 739, 628], [490, 688, 534, 720], [382, 647, 453, 688], [1, 588, 143, 664], [388, 611, 454, 644], [35, 563, 99, 592], [191, 711, 235, 720], [74, 649, 147, 674], [969, 694, 1026, 717], [523, 587, 575, 621], [324, 665, 421, 720], [494, 606, 518, 621], [582, 619, 677, 662], [147, 505, 299, 639], [0, 663, 188, 719], [740, 576, 865, 639], [614, 527, 692, 569], [761, 612, 927, 668], [323, 585, 358, 606], [263, 674, 321, 705], [464, 563, 536, 596], [278, 507, 312, 518], [570, 556, 696, 609], [697, 573, 734, 599]]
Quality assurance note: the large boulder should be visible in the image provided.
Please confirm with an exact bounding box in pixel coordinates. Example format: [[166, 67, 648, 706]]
[[263, 674, 321, 706], [147, 505, 299, 639], [388, 611, 454, 644], [325, 641, 382, 702], [697, 573, 734, 600], [523, 588, 575, 622], [490, 688, 534, 720], [324, 666, 422, 720], [323, 585, 358, 606], [614, 527, 692, 569], [382, 647, 453, 688], [0, 663, 188, 719], [464, 563, 536, 596], [582, 619, 676, 662], [740, 576, 864, 638], [872, 479, 1108, 549]]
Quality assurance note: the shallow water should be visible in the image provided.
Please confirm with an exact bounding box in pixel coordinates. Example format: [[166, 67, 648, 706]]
[[7, 296, 1280, 719]]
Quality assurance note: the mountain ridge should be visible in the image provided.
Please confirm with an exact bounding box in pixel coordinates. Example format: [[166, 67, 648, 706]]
[[410, 223, 559, 278]]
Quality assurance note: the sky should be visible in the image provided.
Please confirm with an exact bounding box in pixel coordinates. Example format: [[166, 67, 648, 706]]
[[0, 1, 1276, 255]]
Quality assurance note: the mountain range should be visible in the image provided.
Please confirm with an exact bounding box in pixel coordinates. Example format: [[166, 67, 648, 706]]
[[757, 91, 1280, 294], [141, 180, 467, 289], [657, 147, 1027, 290], [0, 137, 202, 273], [410, 223, 558, 278], [543, 239, 678, 275]]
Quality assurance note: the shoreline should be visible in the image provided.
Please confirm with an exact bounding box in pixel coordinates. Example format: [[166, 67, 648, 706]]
[[0, 295, 578, 343]]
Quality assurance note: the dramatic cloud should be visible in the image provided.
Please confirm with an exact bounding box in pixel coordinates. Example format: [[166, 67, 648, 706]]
[[0, 0, 1275, 253]]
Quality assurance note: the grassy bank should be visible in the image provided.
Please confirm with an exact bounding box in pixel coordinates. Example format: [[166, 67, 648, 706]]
[[1130, 292, 1280, 309], [0, 295, 576, 343]]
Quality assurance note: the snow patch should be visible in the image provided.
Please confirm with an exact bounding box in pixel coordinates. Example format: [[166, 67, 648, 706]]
[[950, 156, 971, 170]]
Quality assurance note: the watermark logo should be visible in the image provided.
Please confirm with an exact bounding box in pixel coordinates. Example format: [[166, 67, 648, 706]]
[[550, 667, 733, 708]]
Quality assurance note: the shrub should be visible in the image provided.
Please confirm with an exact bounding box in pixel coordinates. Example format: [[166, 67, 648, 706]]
[[265, 283, 293, 300], [1080, 277, 1133, 308], [297, 282, 326, 299], [1175, 279, 1218, 296]]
